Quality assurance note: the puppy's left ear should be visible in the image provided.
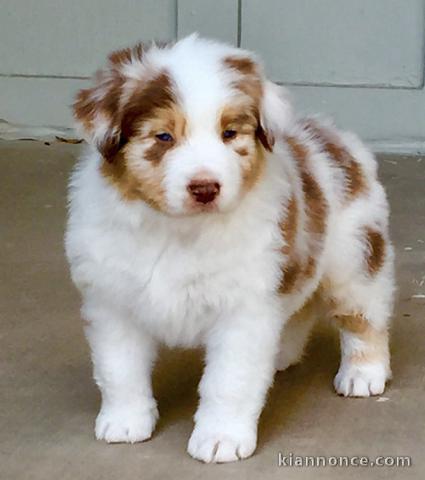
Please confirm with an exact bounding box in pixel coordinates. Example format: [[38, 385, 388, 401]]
[[257, 80, 293, 152]]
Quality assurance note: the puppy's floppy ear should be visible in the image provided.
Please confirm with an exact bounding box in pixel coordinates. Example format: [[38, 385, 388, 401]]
[[73, 44, 144, 162], [257, 80, 293, 152]]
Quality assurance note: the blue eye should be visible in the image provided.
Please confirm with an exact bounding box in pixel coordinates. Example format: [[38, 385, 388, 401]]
[[222, 129, 237, 140], [156, 132, 173, 142]]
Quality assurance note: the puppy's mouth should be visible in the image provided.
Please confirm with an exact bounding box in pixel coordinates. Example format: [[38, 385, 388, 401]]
[[186, 199, 220, 214]]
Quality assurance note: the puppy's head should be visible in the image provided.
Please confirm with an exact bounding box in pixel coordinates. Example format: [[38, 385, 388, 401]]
[[74, 35, 292, 215]]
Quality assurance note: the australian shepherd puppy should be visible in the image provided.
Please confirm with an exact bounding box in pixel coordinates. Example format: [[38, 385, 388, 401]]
[[66, 34, 395, 463]]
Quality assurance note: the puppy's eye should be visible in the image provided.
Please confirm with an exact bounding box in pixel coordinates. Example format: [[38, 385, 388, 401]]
[[156, 132, 173, 142], [222, 129, 237, 140]]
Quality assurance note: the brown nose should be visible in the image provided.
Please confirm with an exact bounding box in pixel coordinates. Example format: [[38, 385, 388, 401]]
[[187, 180, 221, 204]]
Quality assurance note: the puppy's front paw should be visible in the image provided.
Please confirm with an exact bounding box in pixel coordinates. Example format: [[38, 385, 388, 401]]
[[334, 362, 390, 397], [95, 404, 158, 444], [187, 422, 257, 463]]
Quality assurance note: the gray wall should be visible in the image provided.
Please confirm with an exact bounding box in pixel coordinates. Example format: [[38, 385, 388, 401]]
[[1, 0, 424, 150]]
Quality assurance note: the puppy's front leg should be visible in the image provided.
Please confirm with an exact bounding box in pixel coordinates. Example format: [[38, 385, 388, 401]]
[[188, 305, 281, 463], [83, 302, 158, 443]]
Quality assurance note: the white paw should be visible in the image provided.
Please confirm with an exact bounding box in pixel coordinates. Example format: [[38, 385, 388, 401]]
[[187, 423, 257, 463], [334, 362, 390, 397], [95, 404, 158, 444]]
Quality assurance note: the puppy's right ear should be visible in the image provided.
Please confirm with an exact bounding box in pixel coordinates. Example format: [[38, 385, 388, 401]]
[[73, 44, 144, 161], [258, 80, 294, 151]]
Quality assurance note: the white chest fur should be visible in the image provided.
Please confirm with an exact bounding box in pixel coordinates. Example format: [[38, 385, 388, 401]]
[[66, 152, 288, 347]]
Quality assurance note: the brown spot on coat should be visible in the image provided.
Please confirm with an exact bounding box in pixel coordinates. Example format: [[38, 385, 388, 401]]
[[286, 135, 308, 161], [120, 73, 177, 144], [334, 314, 370, 334], [223, 56, 273, 152], [223, 55, 262, 103], [365, 228, 386, 275], [223, 56, 257, 76], [220, 106, 257, 135], [101, 147, 166, 210], [281, 194, 298, 255], [279, 194, 302, 293], [233, 78, 263, 107], [219, 102, 265, 190], [303, 121, 366, 199], [286, 136, 327, 237], [300, 171, 327, 236], [280, 257, 318, 294], [96, 71, 182, 208], [143, 139, 174, 165], [235, 147, 249, 156], [323, 141, 365, 198], [333, 313, 389, 364], [140, 104, 186, 165], [279, 136, 328, 293], [74, 44, 185, 209], [73, 38, 175, 162], [280, 260, 302, 294], [73, 45, 148, 160], [100, 151, 140, 202], [108, 43, 144, 66], [240, 143, 266, 191]]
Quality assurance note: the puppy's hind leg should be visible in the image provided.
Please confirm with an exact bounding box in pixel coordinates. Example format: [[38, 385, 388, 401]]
[[333, 313, 391, 397], [327, 232, 395, 397]]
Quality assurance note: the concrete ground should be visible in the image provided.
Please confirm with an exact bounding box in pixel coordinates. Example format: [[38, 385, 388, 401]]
[[0, 140, 424, 480]]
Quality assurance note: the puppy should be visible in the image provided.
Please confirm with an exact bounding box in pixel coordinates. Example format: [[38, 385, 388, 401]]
[[65, 34, 395, 463]]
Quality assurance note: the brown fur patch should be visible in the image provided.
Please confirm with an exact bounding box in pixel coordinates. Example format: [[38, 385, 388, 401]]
[[233, 77, 263, 104], [349, 350, 384, 365], [280, 260, 302, 294], [323, 141, 365, 198], [219, 102, 265, 190], [73, 46, 148, 159], [365, 228, 386, 275], [220, 105, 258, 136], [73, 43, 177, 162], [98, 71, 185, 208], [240, 143, 266, 191], [74, 85, 120, 155], [304, 121, 366, 199], [281, 194, 298, 256], [235, 147, 249, 156], [223, 55, 262, 103], [333, 313, 389, 364], [222, 56, 274, 152], [140, 105, 186, 165], [286, 135, 309, 161], [143, 140, 174, 165], [100, 152, 141, 202], [279, 136, 328, 293], [279, 195, 302, 294], [108, 43, 144, 66], [334, 314, 370, 334], [101, 146, 166, 210], [120, 73, 177, 143], [286, 136, 327, 238], [223, 56, 257, 76], [303, 256, 316, 278], [300, 171, 327, 237]]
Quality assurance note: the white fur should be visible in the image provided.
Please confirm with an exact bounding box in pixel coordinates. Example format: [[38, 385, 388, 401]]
[[66, 35, 395, 463]]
